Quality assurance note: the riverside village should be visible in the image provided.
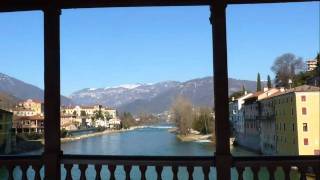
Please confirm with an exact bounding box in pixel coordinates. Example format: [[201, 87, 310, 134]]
[[0, 54, 319, 156]]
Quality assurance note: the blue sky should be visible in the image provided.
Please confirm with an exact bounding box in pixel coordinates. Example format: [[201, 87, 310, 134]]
[[0, 2, 319, 96]]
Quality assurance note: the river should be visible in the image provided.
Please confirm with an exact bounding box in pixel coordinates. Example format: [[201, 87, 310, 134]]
[[2, 125, 300, 179]]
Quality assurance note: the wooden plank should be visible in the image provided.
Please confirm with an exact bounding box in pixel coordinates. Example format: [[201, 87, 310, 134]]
[[43, 6, 62, 180], [0, 0, 317, 12]]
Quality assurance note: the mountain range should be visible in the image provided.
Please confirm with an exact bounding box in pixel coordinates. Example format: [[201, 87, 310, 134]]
[[0, 73, 72, 105], [0, 72, 259, 114], [70, 77, 259, 114]]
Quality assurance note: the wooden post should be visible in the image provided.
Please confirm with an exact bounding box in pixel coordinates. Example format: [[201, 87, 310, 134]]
[[43, 6, 62, 179], [210, 2, 232, 180]]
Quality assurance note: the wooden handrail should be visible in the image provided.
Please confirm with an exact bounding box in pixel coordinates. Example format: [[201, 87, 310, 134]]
[[62, 155, 215, 166]]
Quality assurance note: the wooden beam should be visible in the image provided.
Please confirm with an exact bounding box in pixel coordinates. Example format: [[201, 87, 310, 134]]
[[228, 0, 317, 4], [43, 6, 62, 180], [0, 0, 317, 12], [211, 1, 232, 180]]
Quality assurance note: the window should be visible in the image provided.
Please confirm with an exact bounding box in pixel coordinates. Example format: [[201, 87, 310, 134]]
[[283, 123, 286, 131], [292, 123, 295, 132], [291, 108, 294, 116], [302, 107, 307, 115], [303, 123, 308, 131], [304, 138, 309, 145], [301, 96, 306, 102]]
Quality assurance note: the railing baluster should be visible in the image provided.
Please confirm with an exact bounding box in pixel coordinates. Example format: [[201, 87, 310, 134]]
[[79, 164, 88, 180], [236, 167, 244, 180], [251, 166, 260, 180], [314, 166, 320, 180], [267, 166, 276, 180], [94, 164, 102, 180], [64, 164, 73, 180], [21, 164, 28, 180], [282, 166, 291, 180], [139, 165, 147, 180], [187, 166, 194, 180], [6, 164, 14, 180], [124, 165, 132, 180], [156, 166, 163, 180], [172, 166, 179, 180], [202, 166, 210, 180], [298, 166, 307, 180], [108, 164, 116, 180], [32, 164, 42, 180]]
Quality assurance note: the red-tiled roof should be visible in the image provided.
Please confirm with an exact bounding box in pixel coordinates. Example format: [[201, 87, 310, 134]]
[[13, 115, 44, 121]]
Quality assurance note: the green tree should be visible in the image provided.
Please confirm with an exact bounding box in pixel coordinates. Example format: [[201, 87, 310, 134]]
[[119, 112, 136, 129], [104, 111, 113, 120], [93, 110, 104, 120], [257, 73, 262, 91], [267, 75, 272, 88], [80, 110, 87, 117], [242, 85, 246, 94]]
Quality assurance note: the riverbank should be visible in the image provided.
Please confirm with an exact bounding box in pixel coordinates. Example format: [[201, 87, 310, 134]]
[[169, 128, 215, 143], [61, 126, 145, 143]]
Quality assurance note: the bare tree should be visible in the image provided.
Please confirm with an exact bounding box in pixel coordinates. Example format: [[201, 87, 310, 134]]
[[271, 53, 305, 88], [170, 95, 193, 135]]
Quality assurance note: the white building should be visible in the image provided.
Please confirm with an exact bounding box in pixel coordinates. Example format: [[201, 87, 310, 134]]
[[95, 119, 109, 128], [229, 92, 253, 137], [108, 118, 121, 129]]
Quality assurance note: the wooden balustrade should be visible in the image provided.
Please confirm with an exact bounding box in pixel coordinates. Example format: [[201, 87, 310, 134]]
[[0, 155, 319, 179], [61, 155, 214, 180], [0, 155, 43, 180], [233, 156, 320, 180]]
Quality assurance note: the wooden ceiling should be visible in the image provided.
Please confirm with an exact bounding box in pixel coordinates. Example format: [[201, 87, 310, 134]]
[[0, 0, 316, 12]]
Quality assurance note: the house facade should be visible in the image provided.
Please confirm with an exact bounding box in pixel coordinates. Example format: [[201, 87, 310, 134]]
[[0, 109, 13, 154], [274, 85, 320, 155], [13, 116, 44, 133]]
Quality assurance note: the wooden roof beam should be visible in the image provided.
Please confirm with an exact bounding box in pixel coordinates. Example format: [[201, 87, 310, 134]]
[[0, 0, 317, 13]]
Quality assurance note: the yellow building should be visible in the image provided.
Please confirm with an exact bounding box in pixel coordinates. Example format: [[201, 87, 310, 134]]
[[0, 109, 13, 154], [275, 85, 320, 155], [19, 99, 42, 115]]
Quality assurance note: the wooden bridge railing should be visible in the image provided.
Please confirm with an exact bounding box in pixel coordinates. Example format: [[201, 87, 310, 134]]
[[1, 155, 319, 179]]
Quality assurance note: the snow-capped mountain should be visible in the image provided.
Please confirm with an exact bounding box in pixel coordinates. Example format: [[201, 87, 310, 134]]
[[69, 81, 180, 107], [70, 77, 259, 114]]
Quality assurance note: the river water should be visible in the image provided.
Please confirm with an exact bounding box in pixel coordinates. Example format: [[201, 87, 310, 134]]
[[2, 125, 300, 179]]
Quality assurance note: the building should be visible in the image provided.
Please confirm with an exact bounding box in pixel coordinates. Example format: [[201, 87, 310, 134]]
[[229, 92, 253, 140], [19, 99, 42, 115], [0, 109, 13, 154], [306, 60, 318, 71], [108, 118, 121, 129], [61, 105, 116, 118], [258, 91, 284, 155], [241, 88, 280, 152], [13, 107, 37, 117], [274, 85, 320, 155], [61, 115, 79, 131], [13, 116, 44, 133]]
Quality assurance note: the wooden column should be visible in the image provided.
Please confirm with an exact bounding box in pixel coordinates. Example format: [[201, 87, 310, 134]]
[[43, 6, 62, 179], [211, 2, 232, 180]]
